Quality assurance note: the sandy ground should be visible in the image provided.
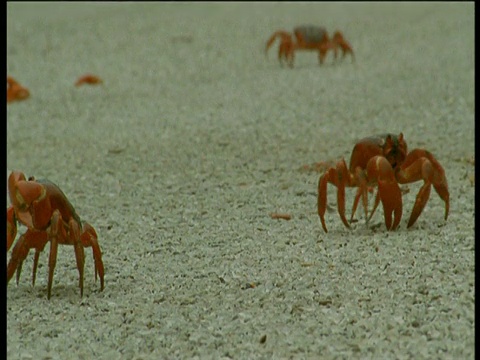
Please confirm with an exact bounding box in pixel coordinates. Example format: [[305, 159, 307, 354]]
[[6, 3, 474, 359]]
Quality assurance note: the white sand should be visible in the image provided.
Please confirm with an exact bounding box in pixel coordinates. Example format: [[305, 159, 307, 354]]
[[7, 3, 474, 359]]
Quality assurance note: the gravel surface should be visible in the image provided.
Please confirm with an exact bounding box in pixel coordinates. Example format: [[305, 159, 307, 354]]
[[7, 3, 474, 359]]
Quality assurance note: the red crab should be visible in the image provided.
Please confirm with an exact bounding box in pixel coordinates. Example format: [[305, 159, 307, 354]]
[[7, 76, 30, 103], [317, 133, 450, 232], [75, 74, 103, 86], [7, 171, 105, 299], [265, 25, 354, 67]]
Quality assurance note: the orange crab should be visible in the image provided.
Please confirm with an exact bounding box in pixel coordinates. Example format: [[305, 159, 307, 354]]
[[317, 133, 449, 232], [7, 76, 30, 103], [7, 171, 105, 299], [265, 25, 354, 67], [75, 74, 103, 86]]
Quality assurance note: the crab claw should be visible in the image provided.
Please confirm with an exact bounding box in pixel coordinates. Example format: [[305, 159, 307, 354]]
[[396, 149, 450, 228], [377, 179, 403, 230], [15, 180, 45, 205], [9, 173, 46, 229], [8, 171, 26, 197], [367, 156, 403, 230], [8, 171, 43, 209]]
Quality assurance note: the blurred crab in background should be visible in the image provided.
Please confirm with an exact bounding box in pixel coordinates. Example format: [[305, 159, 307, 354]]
[[7, 76, 30, 103], [265, 25, 354, 67]]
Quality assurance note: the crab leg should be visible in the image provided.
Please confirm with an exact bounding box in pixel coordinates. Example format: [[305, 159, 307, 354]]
[[69, 218, 85, 297], [396, 149, 449, 228], [333, 32, 355, 62], [7, 206, 17, 251], [350, 167, 370, 223], [81, 222, 105, 291], [318, 158, 352, 232], [7, 229, 48, 285], [265, 30, 295, 67], [279, 42, 293, 67], [367, 189, 381, 223], [318, 40, 337, 64], [7, 232, 30, 285], [32, 250, 41, 286], [317, 171, 330, 232], [47, 210, 64, 299]]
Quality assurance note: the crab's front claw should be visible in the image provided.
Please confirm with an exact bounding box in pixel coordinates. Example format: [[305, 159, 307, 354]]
[[8, 171, 44, 214], [377, 179, 403, 230], [406, 167, 449, 228], [367, 156, 403, 230], [396, 149, 450, 228]]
